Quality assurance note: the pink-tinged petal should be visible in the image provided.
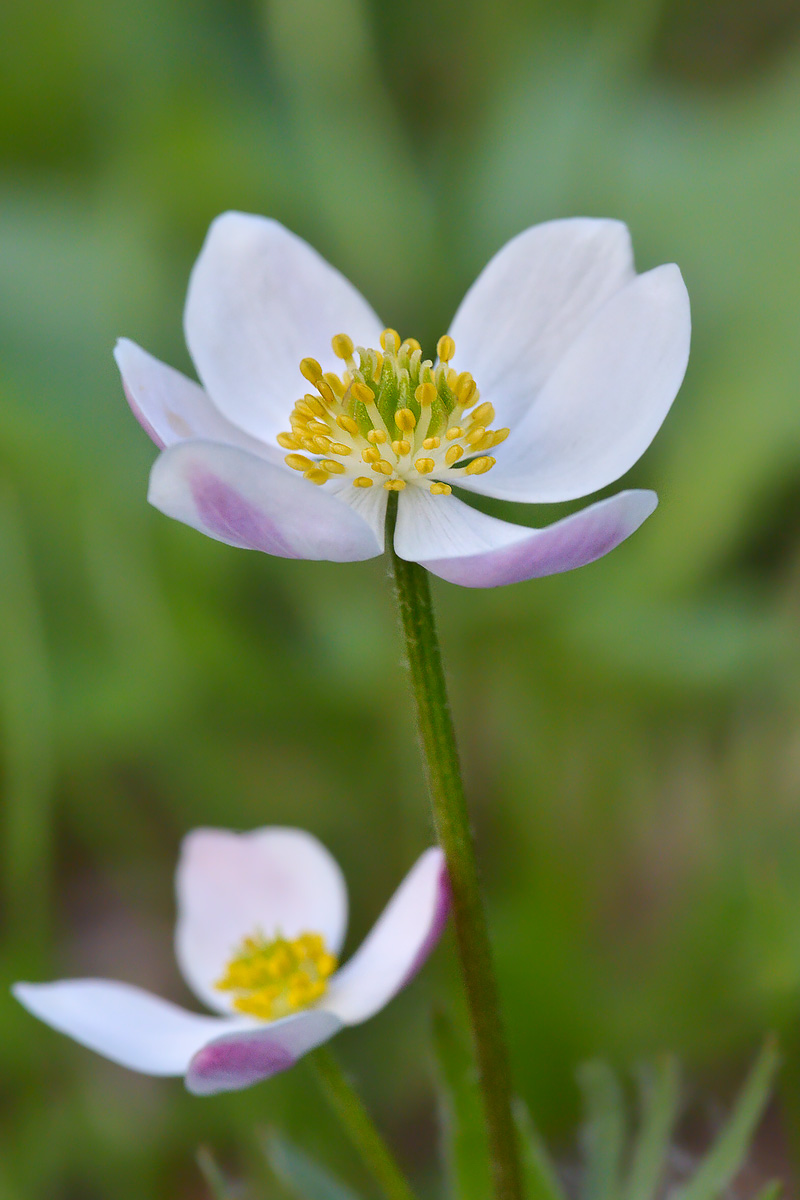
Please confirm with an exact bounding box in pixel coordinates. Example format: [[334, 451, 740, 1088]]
[[395, 487, 657, 588], [176, 828, 348, 1014], [447, 219, 636, 429], [148, 440, 383, 562], [114, 339, 280, 459], [186, 1010, 341, 1095], [184, 212, 384, 445], [326, 476, 388, 550], [460, 263, 690, 505], [12, 980, 245, 1076], [323, 848, 449, 1025]]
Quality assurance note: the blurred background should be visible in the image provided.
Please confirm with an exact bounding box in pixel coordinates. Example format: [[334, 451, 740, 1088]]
[[3, 0, 800, 1194]]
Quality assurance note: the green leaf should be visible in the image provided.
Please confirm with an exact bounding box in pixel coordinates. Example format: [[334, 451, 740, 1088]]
[[673, 1039, 780, 1200], [196, 1147, 237, 1200], [263, 1131, 363, 1200], [753, 1182, 782, 1200], [432, 1009, 492, 1200], [623, 1056, 681, 1200], [577, 1061, 627, 1200], [513, 1098, 569, 1200]]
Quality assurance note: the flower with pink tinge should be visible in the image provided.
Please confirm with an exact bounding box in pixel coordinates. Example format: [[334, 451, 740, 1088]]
[[13, 829, 449, 1095], [116, 213, 690, 588]]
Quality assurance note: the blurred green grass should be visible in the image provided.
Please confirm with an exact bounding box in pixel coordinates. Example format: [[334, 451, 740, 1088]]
[[4, 0, 800, 1194]]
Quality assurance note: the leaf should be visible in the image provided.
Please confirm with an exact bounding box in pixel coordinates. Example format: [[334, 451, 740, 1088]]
[[623, 1056, 681, 1200], [432, 1009, 492, 1200], [672, 1039, 780, 1200], [196, 1147, 238, 1200], [513, 1098, 569, 1200], [263, 1130, 363, 1200], [577, 1061, 627, 1200]]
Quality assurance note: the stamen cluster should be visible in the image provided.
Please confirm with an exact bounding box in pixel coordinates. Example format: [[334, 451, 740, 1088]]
[[215, 931, 337, 1021], [277, 330, 509, 494]]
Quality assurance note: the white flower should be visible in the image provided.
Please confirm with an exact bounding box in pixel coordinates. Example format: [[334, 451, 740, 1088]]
[[116, 213, 690, 587], [13, 829, 449, 1095]]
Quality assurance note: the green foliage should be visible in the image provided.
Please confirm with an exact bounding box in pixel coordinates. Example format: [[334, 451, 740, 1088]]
[[3, 0, 800, 1195], [263, 1131, 364, 1200]]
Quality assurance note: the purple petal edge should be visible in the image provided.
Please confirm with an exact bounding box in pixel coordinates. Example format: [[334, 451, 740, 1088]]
[[186, 1032, 295, 1096], [188, 466, 298, 557], [401, 857, 451, 990]]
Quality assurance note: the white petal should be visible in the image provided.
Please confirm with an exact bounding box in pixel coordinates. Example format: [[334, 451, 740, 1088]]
[[326, 476, 388, 550], [12, 979, 244, 1076], [460, 264, 690, 504], [448, 219, 636, 429], [148, 440, 383, 562], [114, 338, 279, 458], [184, 212, 385, 445], [185, 1009, 341, 1095], [175, 827, 349, 1014], [395, 487, 657, 588], [322, 848, 449, 1025]]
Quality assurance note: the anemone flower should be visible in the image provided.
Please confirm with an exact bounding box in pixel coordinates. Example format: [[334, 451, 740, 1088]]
[[13, 829, 449, 1095], [116, 213, 690, 588]]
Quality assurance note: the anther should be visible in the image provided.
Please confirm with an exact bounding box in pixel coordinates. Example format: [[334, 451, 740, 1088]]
[[464, 456, 496, 475], [351, 381, 374, 406], [285, 454, 314, 472], [299, 357, 323, 384], [430, 482, 452, 495], [492, 428, 510, 446], [336, 414, 359, 435], [380, 328, 400, 353], [324, 372, 345, 397], [320, 459, 345, 474], [445, 426, 463, 440], [304, 467, 329, 485], [395, 408, 416, 431], [329, 442, 352, 456], [415, 458, 435, 474], [277, 433, 301, 450], [391, 439, 410, 456], [470, 402, 495, 426], [368, 429, 387, 444], [362, 447, 381, 463], [445, 445, 464, 465], [331, 334, 354, 359], [437, 335, 456, 362], [313, 436, 331, 453], [422, 436, 440, 449], [384, 479, 406, 491], [353, 477, 374, 488], [307, 419, 332, 435], [402, 338, 421, 353], [415, 381, 437, 407], [466, 426, 486, 446], [316, 381, 335, 406], [371, 460, 393, 475]]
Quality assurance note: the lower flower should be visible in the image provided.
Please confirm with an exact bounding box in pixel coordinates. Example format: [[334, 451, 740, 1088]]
[[13, 828, 449, 1095]]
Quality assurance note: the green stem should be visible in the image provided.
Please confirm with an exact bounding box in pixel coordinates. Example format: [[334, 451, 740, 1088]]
[[386, 495, 523, 1200], [310, 1046, 417, 1200]]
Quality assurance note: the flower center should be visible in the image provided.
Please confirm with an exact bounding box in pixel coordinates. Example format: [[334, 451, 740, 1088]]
[[215, 931, 338, 1021], [277, 330, 509, 495]]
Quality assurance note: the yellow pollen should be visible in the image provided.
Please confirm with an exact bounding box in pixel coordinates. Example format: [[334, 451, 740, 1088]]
[[380, 328, 401, 352], [437, 335, 456, 362], [416, 382, 437, 407], [392, 439, 411, 456], [336, 414, 359, 435], [470, 402, 495, 426], [299, 357, 323, 384], [215, 930, 338, 1021], [445, 445, 464, 465], [320, 459, 345, 474], [305, 467, 329, 485], [316, 381, 335, 406], [430, 482, 452, 495], [362, 447, 381, 463], [368, 429, 387, 444], [351, 381, 375, 406], [372, 460, 393, 475], [384, 479, 407, 491], [422, 436, 440, 449], [353, 476, 374, 488], [445, 426, 463, 440], [277, 432, 301, 450], [313, 436, 331, 454], [324, 372, 345, 397], [466, 425, 486, 446], [415, 458, 435, 474], [402, 338, 421, 353], [464, 456, 496, 475], [329, 442, 352, 456], [307, 419, 332, 436], [331, 333, 354, 359], [395, 408, 416, 431], [492, 428, 510, 446], [285, 453, 314, 472]]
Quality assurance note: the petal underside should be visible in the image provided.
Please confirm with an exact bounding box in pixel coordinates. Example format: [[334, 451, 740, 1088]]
[[148, 440, 383, 562], [394, 487, 658, 588], [175, 827, 349, 1014], [322, 847, 449, 1025], [184, 212, 384, 445], [12, 979, 245, 1076]]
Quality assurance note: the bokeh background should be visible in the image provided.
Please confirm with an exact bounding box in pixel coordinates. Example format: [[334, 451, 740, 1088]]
[[3, 0, 800, 1194]]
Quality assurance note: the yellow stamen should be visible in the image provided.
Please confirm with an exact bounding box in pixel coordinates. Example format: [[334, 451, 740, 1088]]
[[362, 447, 381, 463], [384, 479, 407, 491], [380, 328, 401, 352], [320, 460, 345, 474], [368, 429, 388, 444], [329, 442, 352, 456], [415, 382, 437, 407], [466, 425, 486, 446], [331, 333, 354, 359], [422, 436, 440, 449], [305, 467, 329, 485], [395, 408, 416, 431], [371, 460, 393, 475], [470, 401, 495, 426], [299, 357, 323, 384], [392, 439, 411, 456], [445, 445, 464, 465], [445, 426, 463, 441], [430, 482, 452, 495], [464, 456, 496, 475], [215, 930, 338, 1021], [285, 454, 314, 472], [277, 432, 301, 450], [353, 476, 374, 488], [415, 458, 435, 474], [437, 335, 456, 363], [336, 414, 359, 435], [351, 381, 374, 406]]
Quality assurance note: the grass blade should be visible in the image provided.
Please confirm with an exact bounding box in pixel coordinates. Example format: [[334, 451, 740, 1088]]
[[263, 1130, 363, 1200], [623, 1055, 681, 1200], [514, 1098, 569, 1200], [577, 1061, 627, 1200]]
